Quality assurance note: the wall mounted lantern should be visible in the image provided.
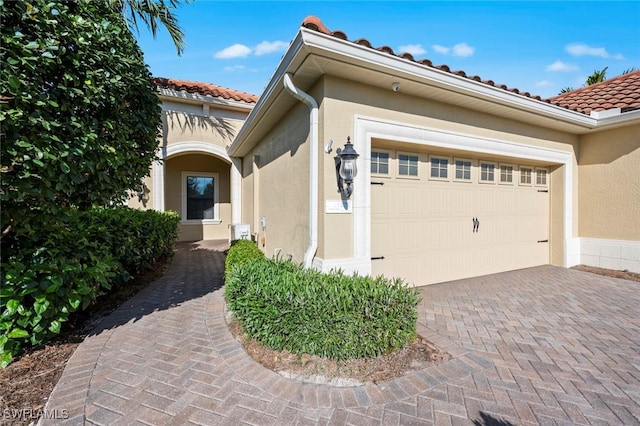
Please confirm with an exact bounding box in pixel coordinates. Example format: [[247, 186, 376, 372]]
[[335, 136, 359, 199]]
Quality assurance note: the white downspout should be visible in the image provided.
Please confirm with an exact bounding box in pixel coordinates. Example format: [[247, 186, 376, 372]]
[[283, 73, 318, 268]]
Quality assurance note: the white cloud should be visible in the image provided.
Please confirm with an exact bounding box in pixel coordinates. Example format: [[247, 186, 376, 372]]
[[431, 42, 474, 57], [215, 40, 289, 59], [214, 44, 252, 59], [398, 44, 426, 56], [432, 45, 450, 54], [546, 60, 579, 72], [254, 40, 288, 56], [452, 42, 474, 57], [565, 43, 624, 59]]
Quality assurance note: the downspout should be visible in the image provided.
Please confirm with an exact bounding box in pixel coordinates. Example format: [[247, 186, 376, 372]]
[[283, 73, 318, 268]]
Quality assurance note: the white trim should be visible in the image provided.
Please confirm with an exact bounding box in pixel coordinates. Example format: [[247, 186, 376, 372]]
[[152, 142, 241, 223], [181, 171, 220, 223], [152, 159, 165, 211], [230, 157, 243, 224], [312, 257, 372, 275], [352, 115, 578, 275], [580, 238, 640, 274], [163, 141, 231, 161]]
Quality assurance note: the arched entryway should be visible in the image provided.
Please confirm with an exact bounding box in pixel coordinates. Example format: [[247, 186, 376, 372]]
[[152, 141, 242, 241]]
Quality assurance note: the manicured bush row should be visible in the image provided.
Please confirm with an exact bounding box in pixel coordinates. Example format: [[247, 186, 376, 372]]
[[224, 247, 421, 360], [0, 207, 180, 367]]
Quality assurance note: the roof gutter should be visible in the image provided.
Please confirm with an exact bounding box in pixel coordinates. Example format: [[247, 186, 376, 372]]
[[283, 73, 319, 268]]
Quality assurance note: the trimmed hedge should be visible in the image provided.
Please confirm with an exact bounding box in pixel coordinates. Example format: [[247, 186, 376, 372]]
[[225, 239, 264, 273], [0, 207, 180, 367], [224, 246, 421, 360]]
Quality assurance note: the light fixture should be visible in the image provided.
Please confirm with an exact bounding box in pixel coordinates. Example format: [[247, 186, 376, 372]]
[[335, 136, 359, 199]]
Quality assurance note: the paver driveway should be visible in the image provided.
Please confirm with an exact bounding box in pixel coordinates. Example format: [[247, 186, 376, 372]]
[[44, 241, 640, 425]]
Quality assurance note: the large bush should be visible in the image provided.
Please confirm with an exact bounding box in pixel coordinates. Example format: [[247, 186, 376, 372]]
[[225, 251, 421, 360], [0, 0, 162, 239], [0, 208, 180, 367]]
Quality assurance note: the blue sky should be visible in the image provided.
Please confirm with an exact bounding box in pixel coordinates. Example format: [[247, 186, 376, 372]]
[[135, 1, 640, 99]]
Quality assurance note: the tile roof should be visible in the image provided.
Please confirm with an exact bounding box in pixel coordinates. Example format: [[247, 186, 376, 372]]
[[301, 16, 545, 102], [547, 70, 640, 115], [153, 77, 258, 104], [301, 16, 640, 116]]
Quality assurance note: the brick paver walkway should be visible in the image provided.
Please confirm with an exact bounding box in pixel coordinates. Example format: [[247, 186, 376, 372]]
[[44, 241, 640, 425]]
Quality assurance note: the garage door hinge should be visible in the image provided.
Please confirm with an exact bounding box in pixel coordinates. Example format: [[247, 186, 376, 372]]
[[537, 189, 548, 193], [371, 256, 385, 260], [371, 181, 385, 185]]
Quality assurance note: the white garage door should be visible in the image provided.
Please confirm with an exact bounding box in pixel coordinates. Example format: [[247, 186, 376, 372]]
[[371, 150, 549, 286]]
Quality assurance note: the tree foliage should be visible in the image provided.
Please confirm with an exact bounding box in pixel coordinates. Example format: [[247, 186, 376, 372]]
[[0, 0, 162, 240], [109, 0, 193, 56]]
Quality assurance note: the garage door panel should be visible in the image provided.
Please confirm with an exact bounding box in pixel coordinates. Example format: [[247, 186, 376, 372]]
[[371, 152, 550, 286]]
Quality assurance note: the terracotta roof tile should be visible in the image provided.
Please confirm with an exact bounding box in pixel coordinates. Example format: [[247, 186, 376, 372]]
[[300, 16, 545, 103], [153, 77, 258, 104], [546, 70, 640, 115], [300, 16, 640, 114]]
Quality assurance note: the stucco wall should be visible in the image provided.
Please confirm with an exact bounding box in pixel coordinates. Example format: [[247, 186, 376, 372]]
[[243, 103, 312, 262], [578, 124, 640, 241], [317, 75, 580, 266], [162, 102, 246, 148]]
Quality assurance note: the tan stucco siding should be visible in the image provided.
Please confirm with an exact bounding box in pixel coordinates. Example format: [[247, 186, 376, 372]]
[[165, 154, 231, 241], [243, 104, 311, 262], [162, 108, 245, 149], [578, 125, 640, 241], [318, 76, 579, 265]]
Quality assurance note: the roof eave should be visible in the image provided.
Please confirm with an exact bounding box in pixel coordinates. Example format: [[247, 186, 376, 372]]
[[299, 29, 598, 130], [157, 88, 255, 113], [230, 27, 637, 158]]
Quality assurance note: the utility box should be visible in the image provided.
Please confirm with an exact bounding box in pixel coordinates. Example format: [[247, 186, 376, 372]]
[[229, 223, 251, 242]]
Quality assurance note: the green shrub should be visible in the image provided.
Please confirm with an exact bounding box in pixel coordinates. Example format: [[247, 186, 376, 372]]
[[80, 207, 180, 276], [225, 239, 264, 273], [225, 258, 421, 360], [0, 207, 180, 367]]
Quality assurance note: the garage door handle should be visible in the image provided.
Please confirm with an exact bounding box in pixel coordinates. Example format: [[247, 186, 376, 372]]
[[537, 239, 548, 243], [371, 181, 385, 185], [371, 256, 385, 260], [473, 217, 479, 233]]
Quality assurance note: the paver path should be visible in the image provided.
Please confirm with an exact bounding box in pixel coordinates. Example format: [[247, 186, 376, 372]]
[[44, 241, 640, 425]]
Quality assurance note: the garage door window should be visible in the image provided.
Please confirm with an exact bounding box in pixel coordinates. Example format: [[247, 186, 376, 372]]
[[454, 159, 472, 181], [499, 164, 514, 184], [371, 151, 390, 175], [536, 168, 548, 186], [429, 156, 448, 180], [398, 154, 419, 177], [480, 162, 496, 183], [519, 166, 533, 185]]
